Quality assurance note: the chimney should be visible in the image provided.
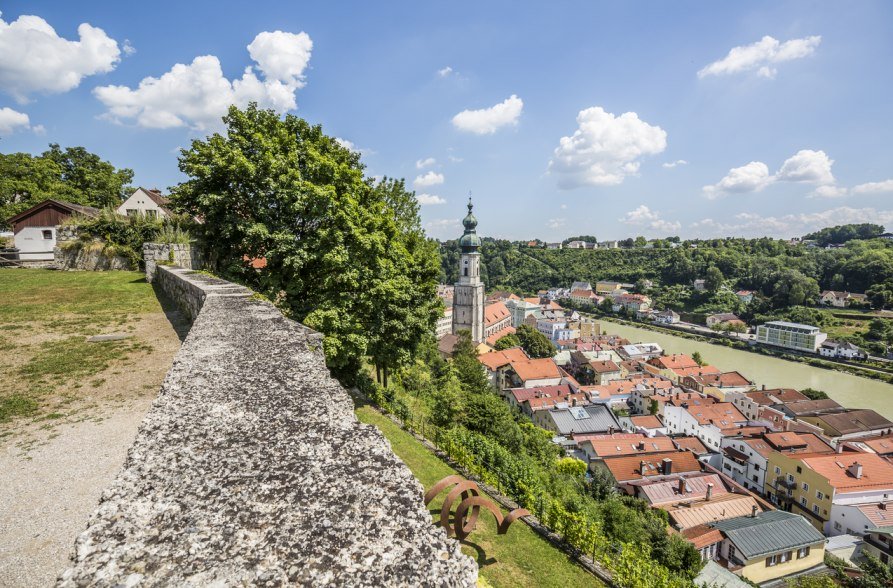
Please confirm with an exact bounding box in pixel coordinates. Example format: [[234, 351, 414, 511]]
[[848, 462, 863, 479], [880, 503, 887, 511], [836, 443, 844, 454], [751, 505, 758, 518], [640, 460, 647, 476], [706, 483, 714, 501], [662, 457, 673, 475], [678, 478, 686, 495], [638, 441, 646, 450], [762, 384, 766, 391]]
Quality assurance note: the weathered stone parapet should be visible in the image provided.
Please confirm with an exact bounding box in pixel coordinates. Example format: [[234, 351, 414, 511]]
[[58, 265, 477, 587], [143, 242, 204, 282], [54, 226, 132, 270]]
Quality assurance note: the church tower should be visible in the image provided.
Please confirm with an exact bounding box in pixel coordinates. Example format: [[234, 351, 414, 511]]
[[452, 197, 485, 343]]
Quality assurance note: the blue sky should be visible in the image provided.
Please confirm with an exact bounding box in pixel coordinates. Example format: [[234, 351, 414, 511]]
[[1, 1, 892, 241]]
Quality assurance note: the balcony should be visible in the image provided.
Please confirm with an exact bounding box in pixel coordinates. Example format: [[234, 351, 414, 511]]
[[864, 535, 893, 558], [775, 476, 797, 489]]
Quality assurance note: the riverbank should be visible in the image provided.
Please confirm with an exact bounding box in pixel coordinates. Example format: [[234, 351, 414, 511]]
[[585, 311, 893, 385]]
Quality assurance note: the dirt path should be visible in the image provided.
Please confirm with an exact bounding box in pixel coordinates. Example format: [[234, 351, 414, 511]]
[[0, 308, 184, 587]]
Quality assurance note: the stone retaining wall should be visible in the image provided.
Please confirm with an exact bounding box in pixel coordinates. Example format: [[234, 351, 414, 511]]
[[54, 226, 132, 271], [143, 242, 204, 282], [58, 265, 477, 587]]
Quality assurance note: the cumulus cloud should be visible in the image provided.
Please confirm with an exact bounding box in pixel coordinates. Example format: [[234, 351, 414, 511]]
[[122, 39, 136, 56], [547, 218, 566, 230], [416, 157, 436, 169], [704, 149, 839, 199], [548, 106, 667, 189], [620, 205, 681, 233], [451, 94, 523, 135], [693, 207, 893, 238], [0, 12, 121, 103], [413, 171, 444, 188], [0, 106, 31, 135], [94, 30, 312, 131], [438, 66, 453, 77], [853, 180, 893, 194], [662, 159, 688, 169], [776, 149, 835, 184], [698, 35, 821, 79], [416, 193, 446, 205]]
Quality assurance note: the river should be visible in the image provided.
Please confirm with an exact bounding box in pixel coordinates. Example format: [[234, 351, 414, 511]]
[[601, 319, 893, 421]]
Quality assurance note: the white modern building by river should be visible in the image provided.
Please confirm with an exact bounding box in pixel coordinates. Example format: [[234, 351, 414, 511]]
[[756, 321, 827, 353]]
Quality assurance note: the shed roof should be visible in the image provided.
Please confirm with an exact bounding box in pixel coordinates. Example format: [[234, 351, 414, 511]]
[[602, 451, 701, 482], [7, 198, 100, 225], [546, 404, 621, 436]]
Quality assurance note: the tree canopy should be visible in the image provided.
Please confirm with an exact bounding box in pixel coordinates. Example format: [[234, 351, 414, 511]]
[[171, 104, 441, 383], [515, 324, 557, 358], [1, 144, 134, 225]]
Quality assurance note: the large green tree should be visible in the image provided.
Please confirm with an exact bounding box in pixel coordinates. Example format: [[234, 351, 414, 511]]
[[0, 145, 133, 225], [171, 104, 440, 382], [515, 324, 557, 358]]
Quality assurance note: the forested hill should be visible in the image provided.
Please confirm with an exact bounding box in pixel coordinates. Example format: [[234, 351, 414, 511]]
[[438, 235, 893, 309]]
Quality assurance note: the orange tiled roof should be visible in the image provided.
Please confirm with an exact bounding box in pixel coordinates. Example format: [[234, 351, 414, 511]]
[[864, 436, 893, 455], [582, 436, 675, 457], [687, 371, 752, 388], [681, 525, 725, 549], [630, 415, 664, 429], [484, 301, 511, 327], [673, 436, 710, 454], [510, 358, 561, 382], [590, 360, 621, 373], [672, 365, 721, 378], [603, 451, 701, 482], [648, 354, 699, 371], [477, 347, 529, 371], [687, 402, 746, 427], [801, 453, 893, 493]]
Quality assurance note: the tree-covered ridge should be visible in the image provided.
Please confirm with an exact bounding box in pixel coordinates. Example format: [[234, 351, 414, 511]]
[[440, 233, 893, 310], [0, 144, 134, 224], [804, 223, 884, 246], [171, 104, 442, 384]]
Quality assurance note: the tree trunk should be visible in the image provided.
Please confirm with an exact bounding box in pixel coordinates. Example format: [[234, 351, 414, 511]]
[[376, 364, 381, 384], [383, 365, 389, 389]]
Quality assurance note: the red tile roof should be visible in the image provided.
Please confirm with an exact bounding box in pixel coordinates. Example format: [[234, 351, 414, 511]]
[[630, 415, 664, 429], [602, 451, 702, 482], [509, 384, 574, 405], [686, 402, 747, 427], [582, 436, 676, 457], [485, 325, 516, 346], [648, 354, 699, 371], [673, 436, 710, 454], [484, 301, 511, 327], [801, 453, 893, 493], [510, 358, 561, 382], [477, 347, 529, 371], [590, 360, 621, 374]]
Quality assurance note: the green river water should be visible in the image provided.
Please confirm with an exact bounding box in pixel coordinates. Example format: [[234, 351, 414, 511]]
[[601, 319, 893, 421]]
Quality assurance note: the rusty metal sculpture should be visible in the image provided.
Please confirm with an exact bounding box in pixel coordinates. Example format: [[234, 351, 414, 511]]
[[424, 475, 530, 540]]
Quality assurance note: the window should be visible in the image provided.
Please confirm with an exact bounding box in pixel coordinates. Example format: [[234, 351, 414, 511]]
[[796, 466, 802, 473], [752, 475, 759, 483], [775, 466, 781, 475], [812, 505, 820, 515], [754, 464, 760, 471], [802, 482, 809, 491], [781, 551, 792, 563], [145, 210, 157, 219], [728, 545, 736, 561], [126, 209, 138, 216], [463, 268, 468, 277], [816, 491, 824, 500], [800, 497, 808, 507], [42, 229, 52, 239], [834, 521, 842, 531], [797, 546, 810, 559], [787, 474, 794, 483]]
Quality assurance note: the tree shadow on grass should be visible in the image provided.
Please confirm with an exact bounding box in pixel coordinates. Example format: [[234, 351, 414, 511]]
[[152, 283, 191, 342]]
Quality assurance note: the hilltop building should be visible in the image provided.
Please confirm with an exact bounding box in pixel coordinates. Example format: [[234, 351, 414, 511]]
[[451, 198, 485, 343]]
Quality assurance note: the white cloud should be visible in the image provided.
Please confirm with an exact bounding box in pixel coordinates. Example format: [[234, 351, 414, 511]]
[[0, 106, 31, 135], [703, 161, 773, 198], [698, 35, 821, 79], [122, 39, 136, 56], [416, 157, 436, 169], [705, 149, 840, 198], [547, 218, 566, 230], [620, 205, 681, 233], [692, 207, 893, 237], [94, 30, 312, 131], [413, 171, 444, 188], [416, 193, 446, 205], [853, 180, 893, 194], [0, 12, 121, 103], [451, 94, 523, 135], [247, 30, 312, 87], [560, 204, 567, 210], [662, 159, 688, 169], [548, 106, 667, 189], [776, 149, 835, 184], [438, 66, 453, 77]]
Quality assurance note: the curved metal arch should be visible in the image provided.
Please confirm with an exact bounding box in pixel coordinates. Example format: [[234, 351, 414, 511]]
[[426, 475, 531, 540]]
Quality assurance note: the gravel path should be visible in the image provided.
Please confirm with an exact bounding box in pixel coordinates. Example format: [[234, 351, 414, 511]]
[[0, 399, 153, 586]]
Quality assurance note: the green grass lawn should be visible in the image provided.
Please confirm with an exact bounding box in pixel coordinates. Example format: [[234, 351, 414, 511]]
[[355, 404, 603, 588], [0, 269, 165, 423]]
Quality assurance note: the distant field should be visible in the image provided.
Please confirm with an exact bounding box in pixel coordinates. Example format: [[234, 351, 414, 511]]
[[355, 404, 602, 588], [0, 269, 183, 431]]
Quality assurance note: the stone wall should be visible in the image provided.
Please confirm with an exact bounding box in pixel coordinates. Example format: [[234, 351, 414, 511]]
[[58, 265, 477, 587], [54, 226, 132, 271], [143, 242, 204, 282]]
